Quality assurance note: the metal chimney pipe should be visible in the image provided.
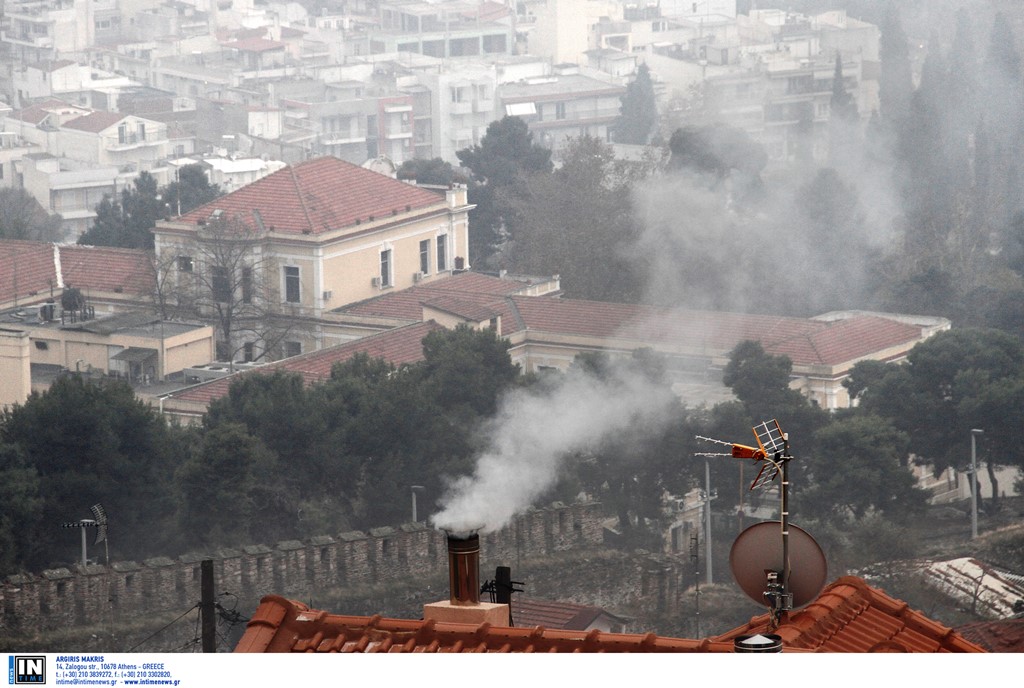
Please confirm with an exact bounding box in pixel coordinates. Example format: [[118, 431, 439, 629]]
[[446, 532, 480, 606], [734, 633, 783, 653]]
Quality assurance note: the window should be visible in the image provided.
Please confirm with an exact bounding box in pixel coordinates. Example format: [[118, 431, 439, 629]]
[[243, 342, 254, 362], [117, 122, 127, 144], [284, 266, 300, 303], [177, 256, 193, 272], [211, 266, 231, 302], [380, 249, 392, 287], [284, 341, 301, 358], [241, 267, 253, 304], [137, 122, 146, 141], [34, 340, 48, 350], [555, 102, 566, 120], [419, 239, 430, 274], [436, 234, 447, 272]]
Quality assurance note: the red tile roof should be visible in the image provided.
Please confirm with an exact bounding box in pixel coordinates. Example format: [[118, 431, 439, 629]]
[[237, 575, 982, 653], [176, 157, 446, 236], [9, 99, 83, 125], [768, 316, 923, 368], [235, 595, 736, 653], [337, 272, 547, 321], [59, 245, 155, 297], [340, 284, 929, 370], [164, 321, 442, 406], [511, 597, 629, 631], [955, 618, 1024, 652], [0, 240, 59, 306], [62, 111, 128, 132], [507, 298, 925, 368], [1, 240, 156, 308], [713, 576, 986, 652]]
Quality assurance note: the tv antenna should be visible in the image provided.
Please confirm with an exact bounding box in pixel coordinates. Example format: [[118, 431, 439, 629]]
[[61, 503, 108, 567], [697, 419, 826, 630]]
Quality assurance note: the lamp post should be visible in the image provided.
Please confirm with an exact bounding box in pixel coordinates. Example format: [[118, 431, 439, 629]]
[[411, 485, 425, 523], [970, 429, 983, 540]]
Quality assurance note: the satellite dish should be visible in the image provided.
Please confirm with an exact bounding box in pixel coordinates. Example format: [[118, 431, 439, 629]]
[[729, 521, 827, 610]]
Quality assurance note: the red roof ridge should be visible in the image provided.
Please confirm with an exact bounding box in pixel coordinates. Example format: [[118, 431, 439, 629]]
[[289, 163, 316, 234]]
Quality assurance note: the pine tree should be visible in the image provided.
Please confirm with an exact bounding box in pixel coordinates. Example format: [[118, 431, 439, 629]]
[[79, 172, 167, 249], [981, 12, 1024, 232], [615, 63, 658, 145], [828, 52, 859, 166], [878, 4, 913, 128]]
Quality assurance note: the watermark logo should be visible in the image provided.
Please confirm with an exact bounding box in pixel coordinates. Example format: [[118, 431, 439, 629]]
[[8, 656, 45, 684]]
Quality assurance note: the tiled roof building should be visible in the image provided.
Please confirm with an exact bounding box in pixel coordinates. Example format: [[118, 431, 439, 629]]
[[235, 575, 986, 653], [153, 156, 473, 359], [713, 576, 985, 653], [235, 595, 741, 653], [337, 280, 947, 409], [159, 321, 443, 421], [0, 240, 154, 311], [956, 618, 1024, 652]]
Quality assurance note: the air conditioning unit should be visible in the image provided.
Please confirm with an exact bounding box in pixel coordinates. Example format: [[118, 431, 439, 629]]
[[322, 290, 332, 301], [371, 276, 381, 288], [412, 272, 423, 283]]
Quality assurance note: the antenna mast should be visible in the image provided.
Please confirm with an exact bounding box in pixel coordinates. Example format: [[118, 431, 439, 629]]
[[697, 419, 806, 631]]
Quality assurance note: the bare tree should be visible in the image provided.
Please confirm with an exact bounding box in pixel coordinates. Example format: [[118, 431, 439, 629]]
[[0, 188, 64, 242], [158, 212, 307, 365]]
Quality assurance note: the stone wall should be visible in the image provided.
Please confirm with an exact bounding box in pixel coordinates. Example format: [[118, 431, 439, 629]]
[[1, 501, 604, 633]]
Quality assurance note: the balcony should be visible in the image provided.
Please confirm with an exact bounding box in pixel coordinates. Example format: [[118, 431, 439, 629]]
[[449, 100, 473, 115], [320, 133, 366, 145], [105, 133, 159, 150], [2, 30, 54, 49]]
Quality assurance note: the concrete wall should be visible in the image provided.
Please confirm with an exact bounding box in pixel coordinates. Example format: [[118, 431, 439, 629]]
[[0, 328, 31, 410], [0, 501, 604, 633]]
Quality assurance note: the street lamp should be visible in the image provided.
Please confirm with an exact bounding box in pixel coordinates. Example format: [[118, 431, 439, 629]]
[[970, 429, 983, 540], [411, 485, 425, 523]]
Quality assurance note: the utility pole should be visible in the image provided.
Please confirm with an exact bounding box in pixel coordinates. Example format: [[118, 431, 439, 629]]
[[201, 559, 216, 653], [970, 429, 983, 540]]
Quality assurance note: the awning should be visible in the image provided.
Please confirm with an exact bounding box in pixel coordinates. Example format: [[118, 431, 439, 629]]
[[505, 102, 537, 117], [111, 347, 156, 363]]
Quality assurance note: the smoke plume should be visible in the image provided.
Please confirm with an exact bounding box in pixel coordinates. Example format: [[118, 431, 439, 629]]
[[431, 364, 678, 535]]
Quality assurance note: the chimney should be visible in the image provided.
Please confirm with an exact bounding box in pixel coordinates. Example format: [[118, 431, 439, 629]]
[[447, 532, 480, 605], [733, 633, 783, 652], [423, 530, 509, 626]]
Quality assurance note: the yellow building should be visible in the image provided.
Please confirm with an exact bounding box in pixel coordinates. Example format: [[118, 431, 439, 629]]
[[152, 156, 472, 359]]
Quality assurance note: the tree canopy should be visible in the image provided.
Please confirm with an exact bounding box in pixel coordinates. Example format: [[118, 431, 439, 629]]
[[396, 157, 463, 186], [456, 116, 553, 266], [615, 63, 658, 145], [502, 135, 649, 302], [0, 188, 64, 242], [78, 172, 167, 249]]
